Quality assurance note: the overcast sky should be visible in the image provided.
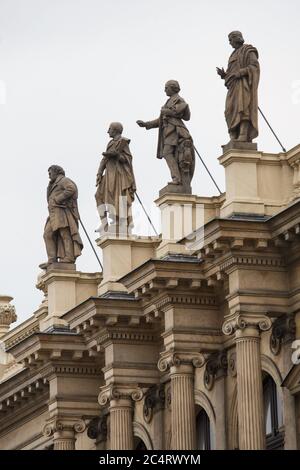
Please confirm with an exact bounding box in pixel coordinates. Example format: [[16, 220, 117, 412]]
[[0, 0, 300, 325]]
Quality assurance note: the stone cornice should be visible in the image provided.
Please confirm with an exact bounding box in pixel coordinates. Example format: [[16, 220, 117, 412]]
[[0, 376, 49, 415], [98, 383, 144, 406], [222, 311, 272, 336], [119, 259, 204, 297]]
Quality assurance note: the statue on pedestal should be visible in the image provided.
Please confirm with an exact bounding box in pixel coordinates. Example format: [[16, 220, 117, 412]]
[[95, 122, 136, 235], [39, 165, 83, 270], [137, 80, 195, 194], [217, 31, 260, 150]]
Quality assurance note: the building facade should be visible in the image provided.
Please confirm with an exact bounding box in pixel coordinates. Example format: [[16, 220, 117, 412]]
[[1, 145, 300, 450]]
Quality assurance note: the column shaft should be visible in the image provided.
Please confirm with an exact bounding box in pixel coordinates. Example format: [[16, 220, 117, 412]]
[[53, 430, 75, 450], [110, 399, 133, 450], [171, 365, 196, 450], [236, 328, 265, 449]]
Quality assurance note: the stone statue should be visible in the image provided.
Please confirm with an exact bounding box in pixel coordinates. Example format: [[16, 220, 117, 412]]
[[95, 122, 136, 234], [217, 31, 260, 148], [137, 80, 195, 193], [39, 165, 83, 270]]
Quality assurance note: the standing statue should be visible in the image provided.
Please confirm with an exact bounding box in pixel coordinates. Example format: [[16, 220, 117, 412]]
[[39, 165, 83, 270], [217, 31, 260, 146], [95, 122, 136, 235], [137, 80, 195, 192]]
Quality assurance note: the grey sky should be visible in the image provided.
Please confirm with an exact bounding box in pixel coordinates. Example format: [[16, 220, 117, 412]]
[[0, 0, 299, 325]]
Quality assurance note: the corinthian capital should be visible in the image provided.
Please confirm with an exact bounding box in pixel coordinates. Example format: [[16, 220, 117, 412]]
[[98, 383, 143, 407], [158, 351, 205, 372], [222, 311, 272, 336]]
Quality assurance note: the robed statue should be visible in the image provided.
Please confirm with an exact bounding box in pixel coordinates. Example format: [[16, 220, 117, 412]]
[[40, 165, 83, 269], [217, 31, 260, 145], [95, 122, 136, 235], [137, 80, 195, 192]]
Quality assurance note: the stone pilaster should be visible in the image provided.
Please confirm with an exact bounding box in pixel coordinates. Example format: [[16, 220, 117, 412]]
[[43, 418, 85, 451], [223, 312, 272, 450], [158, 352, 205, 450], [98, 384, 143, 450]]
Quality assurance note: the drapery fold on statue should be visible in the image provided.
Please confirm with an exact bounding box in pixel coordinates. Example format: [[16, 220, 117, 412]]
[[47, 175, 83, 259], [95, 137, 136, 216], [224, 44, 260, 141]]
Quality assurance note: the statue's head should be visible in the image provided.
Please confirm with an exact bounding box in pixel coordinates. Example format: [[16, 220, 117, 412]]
[[165, 80, 180, 97], [48, 165, 65, 183], [228, 31, 244, 49], [108, 122, 123, 138]]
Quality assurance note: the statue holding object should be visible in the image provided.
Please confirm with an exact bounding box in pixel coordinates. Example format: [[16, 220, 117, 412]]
[[137, 80, 195, 194]]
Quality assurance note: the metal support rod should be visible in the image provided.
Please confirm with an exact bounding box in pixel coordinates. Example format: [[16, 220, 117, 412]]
[[135, 192, 159, 236], [258, 106, 287, 153], [79, 219, 103, 270], [193, 145, 222, 195]]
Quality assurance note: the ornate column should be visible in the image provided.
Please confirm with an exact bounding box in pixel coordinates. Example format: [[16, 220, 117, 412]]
[[158, 352, 205, 450], [223, 312, 272, 450], [98, 384, 143, 450], [43, 418, 86, 450]]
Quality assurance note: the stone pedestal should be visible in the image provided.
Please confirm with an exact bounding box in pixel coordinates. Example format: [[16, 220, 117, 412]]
[[37, 266, 101, 332], [218, 146, 300, 218], [97, 235, 159, 296], [155, 193, 204, 258], [223, 312, 272, 450], [222, 141, 258, 153]]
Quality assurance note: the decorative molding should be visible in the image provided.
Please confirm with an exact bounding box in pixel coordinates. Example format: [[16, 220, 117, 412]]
[[228, 352, 237, 377], [48, 365, 102, 375], [5, 324, 40, 350], [158, 351, 205, 372], [0, 305, 17, 325], [87, 409, 108, 442], [155, 295, 217, 312], [166, 386, 172, 411], [98, 384, 143, 407], [143, 385, 165, 424], [219, 255, 285, 274], [0, 378, 48, 414], [203, 351, 228, 390], [270, 314, 296, 355], [43, 417, 86, 437], [222, 311, 272, 336], [98, 331, 156, 344], [133, 421, 154, 450]]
